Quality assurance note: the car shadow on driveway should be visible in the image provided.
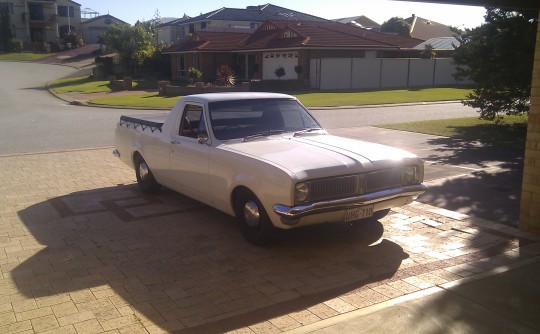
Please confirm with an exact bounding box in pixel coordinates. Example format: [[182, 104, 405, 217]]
[[13, 184, 406, 333]]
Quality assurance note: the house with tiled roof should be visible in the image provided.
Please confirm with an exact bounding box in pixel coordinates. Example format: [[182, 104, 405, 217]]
[[334, 15, 381, 31], [159, 3, 328, 44], [163, 19, 424, 83], [405, 14, 457, 41]]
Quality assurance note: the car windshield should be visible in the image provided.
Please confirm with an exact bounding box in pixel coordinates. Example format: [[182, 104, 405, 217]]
[[208, 98, 322, 141]]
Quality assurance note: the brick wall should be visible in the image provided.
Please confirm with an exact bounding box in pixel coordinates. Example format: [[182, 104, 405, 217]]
[[520, 12, 540, 233]]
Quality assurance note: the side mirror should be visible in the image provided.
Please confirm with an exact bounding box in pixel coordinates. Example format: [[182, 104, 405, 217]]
[[197, 133, 210, 145]]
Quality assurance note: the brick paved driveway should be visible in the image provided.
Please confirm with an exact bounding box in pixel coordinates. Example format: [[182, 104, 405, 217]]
[[1, 149, 539, 334]]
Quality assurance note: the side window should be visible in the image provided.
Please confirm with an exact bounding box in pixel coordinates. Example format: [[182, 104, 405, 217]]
[[179, 104, 204, 138]]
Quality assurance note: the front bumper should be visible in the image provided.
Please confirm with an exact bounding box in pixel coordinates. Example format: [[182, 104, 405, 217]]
[[273, 184, 426, 226]]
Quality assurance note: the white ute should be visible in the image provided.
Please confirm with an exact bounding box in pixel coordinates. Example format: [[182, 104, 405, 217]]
[[113, 92, 425, 244]]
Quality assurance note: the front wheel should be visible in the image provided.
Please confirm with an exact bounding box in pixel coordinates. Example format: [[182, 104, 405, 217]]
[[234, 191, 277, 245], [134, 154, 161, 193]]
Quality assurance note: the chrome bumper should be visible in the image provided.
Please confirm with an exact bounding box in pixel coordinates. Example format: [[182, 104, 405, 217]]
[[273, 184, 426, 224]]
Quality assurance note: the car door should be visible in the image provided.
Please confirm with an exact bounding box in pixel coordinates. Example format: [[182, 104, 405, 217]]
[[168, 103, 211, 203]]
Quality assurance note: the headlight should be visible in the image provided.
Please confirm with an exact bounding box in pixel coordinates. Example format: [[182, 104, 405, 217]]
[[295, 182, 310, 204], [403, 166, 418, 184]]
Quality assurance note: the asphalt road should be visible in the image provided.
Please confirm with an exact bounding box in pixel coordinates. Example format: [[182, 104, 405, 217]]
[[0, 61, 478, 155], [0, 62, 159, 155]]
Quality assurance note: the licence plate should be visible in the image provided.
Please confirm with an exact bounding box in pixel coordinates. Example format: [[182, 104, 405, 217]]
[[344, 205, 374, 222]]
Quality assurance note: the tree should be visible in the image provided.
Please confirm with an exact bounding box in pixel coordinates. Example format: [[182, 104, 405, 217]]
[[135, 9, 161, 45], [453, 8, 538, 120], [101, 24, 155, 74], [381, 17, 411, 37], [419, 44, 436, 59], [0, 3, 14, 51]]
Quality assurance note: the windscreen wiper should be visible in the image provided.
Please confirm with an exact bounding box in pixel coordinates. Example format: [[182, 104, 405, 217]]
[[293, 127, 323, 137], [243, 130, 285, 142]]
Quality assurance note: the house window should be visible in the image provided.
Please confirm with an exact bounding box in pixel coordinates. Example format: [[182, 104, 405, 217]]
[[0, 2, 14, 15], [177, 54, 186, 76], [250, 22, 259, 29], [58, 6, 74, 17], [178, 54, 186, 76], [189, 23, 194, 34], [200, 21, 207, 29]]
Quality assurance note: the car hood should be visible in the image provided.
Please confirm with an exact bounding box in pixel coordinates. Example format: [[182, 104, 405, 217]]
[[220, 134, 419, 179]]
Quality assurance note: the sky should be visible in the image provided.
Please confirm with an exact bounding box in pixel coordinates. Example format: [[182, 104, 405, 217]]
[[79, 0, 488, 29]]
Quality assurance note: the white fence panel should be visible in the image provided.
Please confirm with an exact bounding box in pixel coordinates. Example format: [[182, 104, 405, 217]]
[[351, 59, 381, 89], [381, 59, 409, 88], [319, 58, 352, 90], [310, 58, 467, 90], [409, 59, 435, 86], [434, 59, 459, 85]]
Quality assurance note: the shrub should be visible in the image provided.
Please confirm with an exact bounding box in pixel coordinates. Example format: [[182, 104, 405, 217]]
[[187, 67, 202, 84], [274, 66, 285, 79], [8, 38, 23, 52], [63, 31, 84, 48], [216, 64, 236, 86]]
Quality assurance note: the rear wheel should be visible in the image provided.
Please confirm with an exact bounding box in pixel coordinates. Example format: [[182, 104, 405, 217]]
[[234, 190, 277, 245], [134, 154, 161, 193]]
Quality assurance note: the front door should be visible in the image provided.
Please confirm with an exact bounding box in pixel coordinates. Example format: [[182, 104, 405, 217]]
[[168, 103, 211, 203]]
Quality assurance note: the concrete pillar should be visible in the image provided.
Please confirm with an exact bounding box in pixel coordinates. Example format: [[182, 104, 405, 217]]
[[520, 12, 540, 234]]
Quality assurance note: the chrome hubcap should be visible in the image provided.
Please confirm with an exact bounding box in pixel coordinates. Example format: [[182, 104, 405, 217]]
[[243, 201, 260, 228], [139, 162, 150, 180]]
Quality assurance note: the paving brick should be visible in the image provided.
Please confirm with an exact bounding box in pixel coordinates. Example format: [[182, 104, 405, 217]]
[[57, 310, 96, 327], [30, 314, 60, 332], [2, 149, 539, 334]]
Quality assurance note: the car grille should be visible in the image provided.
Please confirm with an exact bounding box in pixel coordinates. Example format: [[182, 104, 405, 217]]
[[365, 168, 405, 193], [309, 175, 359, 202], [306, 167, 408, 203]]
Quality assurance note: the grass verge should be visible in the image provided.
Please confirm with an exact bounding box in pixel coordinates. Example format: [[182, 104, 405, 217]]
[[50, 76, 112, 94], [0, 52, 52, 61], [379, 115, 528, 148], [89, 92, 179, 108], [295, 87, 473, 107], [84, 87, 473, 109]]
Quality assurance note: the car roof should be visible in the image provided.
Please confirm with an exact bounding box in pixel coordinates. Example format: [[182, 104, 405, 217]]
[[182, 92, 296, 103]]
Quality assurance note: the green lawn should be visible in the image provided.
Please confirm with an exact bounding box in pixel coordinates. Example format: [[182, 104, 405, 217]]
[[49, 76, 154, 94], [0, 52, 52, 61], [84, 87, 472, 108], [50, 76, 113, 94], [379, 115, 528, 148], [295, 87, 473, 107], [89, 92, 179, 108]]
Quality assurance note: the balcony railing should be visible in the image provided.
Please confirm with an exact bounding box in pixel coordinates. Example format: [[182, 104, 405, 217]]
[[22, 12, 57, 22]]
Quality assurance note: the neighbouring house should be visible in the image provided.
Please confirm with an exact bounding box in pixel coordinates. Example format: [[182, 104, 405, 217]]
[[405, 14, 457, 40], [159, 3, 328, 44], [413, 36, 461, 57], [3, 0, 81, 47], [80, 14, 129, 44], [333, 15, 381, 31], [163, 19, 425, 85]]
